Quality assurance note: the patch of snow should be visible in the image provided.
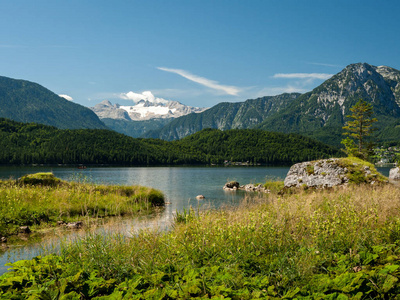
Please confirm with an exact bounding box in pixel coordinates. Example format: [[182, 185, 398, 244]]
[[120, 105, 176, 118]]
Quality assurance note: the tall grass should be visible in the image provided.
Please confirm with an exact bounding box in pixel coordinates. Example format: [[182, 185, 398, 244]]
[[0, 174, 164, 238], [2, 184, 400, 298]]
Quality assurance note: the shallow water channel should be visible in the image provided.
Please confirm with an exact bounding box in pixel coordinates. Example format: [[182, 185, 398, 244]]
[[0, 165, 296, 275]]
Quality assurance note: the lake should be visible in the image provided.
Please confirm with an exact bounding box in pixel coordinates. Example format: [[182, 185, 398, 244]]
[[0, 165, 293, 275], [0, 165, 393, 275]]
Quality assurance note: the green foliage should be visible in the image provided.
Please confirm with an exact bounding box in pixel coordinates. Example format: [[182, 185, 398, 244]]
[[341, 136, 360, 157], [263, 180, 284, 193], [3, 184, 400, 298], [0, 118, 342, 166], [0, 173, 164, 237], [306, 164, 315, 175], [342, 99, 378, 159]]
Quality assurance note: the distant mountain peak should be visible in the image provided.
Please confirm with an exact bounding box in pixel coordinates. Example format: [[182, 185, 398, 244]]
[[256, 62, 400, 146], [91, 98, 208, 122]]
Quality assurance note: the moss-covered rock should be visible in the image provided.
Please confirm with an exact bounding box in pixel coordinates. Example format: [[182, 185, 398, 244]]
[[284, 157, 387, 189]]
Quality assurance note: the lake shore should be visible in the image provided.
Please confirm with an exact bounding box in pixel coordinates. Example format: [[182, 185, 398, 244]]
[[0, 173, 165, 244], [2, 182, 400, 298]]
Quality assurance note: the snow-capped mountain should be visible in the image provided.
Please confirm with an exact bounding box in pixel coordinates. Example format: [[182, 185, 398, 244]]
[[91, 99, 207, 121], [119, 99, 207, 121], [90, 92, 208, 138]]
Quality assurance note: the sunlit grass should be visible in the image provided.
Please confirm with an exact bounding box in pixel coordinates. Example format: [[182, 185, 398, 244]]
[[3, 183, 400, 298], [0, 173, 164, 237]]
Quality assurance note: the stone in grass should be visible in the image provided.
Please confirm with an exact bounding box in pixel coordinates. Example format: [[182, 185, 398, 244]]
[[389, 167, 400, 180]]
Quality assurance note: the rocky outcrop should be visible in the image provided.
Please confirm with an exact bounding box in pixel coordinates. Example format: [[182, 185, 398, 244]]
[[284, 158, 386, 189], [389, 167, 400, 180], [223, 181, 269, 193], [284, 159, 347, 188]]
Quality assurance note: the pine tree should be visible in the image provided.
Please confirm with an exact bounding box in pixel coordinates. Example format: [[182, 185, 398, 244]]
[[342, 99, 377, 159]]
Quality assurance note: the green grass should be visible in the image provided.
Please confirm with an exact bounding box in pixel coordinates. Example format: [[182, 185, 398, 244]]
[[338, 157, 388, 185], [0, 173, 164, 238], [263, 180, 285, 193], [3, 183, 400, 298]]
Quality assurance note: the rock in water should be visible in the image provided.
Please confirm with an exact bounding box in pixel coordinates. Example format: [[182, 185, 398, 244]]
[[196, 195, 205, 200], [223, 181, 240, 190]]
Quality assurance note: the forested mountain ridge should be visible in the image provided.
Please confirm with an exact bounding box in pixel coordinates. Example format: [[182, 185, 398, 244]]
[[0, 76, 107, 129], [146, 93, 300, 140], [0, 118, 341, 165], [146, 63, 400, 146], [257, 63, 400, 146]]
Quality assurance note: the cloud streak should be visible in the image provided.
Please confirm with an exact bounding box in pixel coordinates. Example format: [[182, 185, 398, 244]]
[[273, 73, 333, 80], [158, 67, 241, 96], [59, 94, 73, 101], [307, 62, 343, 68]]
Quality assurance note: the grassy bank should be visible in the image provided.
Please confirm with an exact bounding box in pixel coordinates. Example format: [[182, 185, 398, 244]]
[[0, 173, 164, 239], [2, 182, 400, 298]]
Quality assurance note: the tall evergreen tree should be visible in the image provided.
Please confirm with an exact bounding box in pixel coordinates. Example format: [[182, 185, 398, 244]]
[[342, 99, 377, 159]]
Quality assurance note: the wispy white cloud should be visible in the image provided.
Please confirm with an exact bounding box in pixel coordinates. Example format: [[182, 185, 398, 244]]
[[273, 73, 333, 80], [307, 62, 343, 68], [59, 94, 73, 101], [120, 90, 169, 104], [158, 67, 241, 96]]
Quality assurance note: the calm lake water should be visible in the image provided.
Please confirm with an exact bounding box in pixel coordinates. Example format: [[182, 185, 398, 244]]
[[0, 165, 393, 275], [0, 165, 293, 275]]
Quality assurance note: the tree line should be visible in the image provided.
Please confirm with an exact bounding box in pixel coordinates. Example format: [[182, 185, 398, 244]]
[[0, 118, 342, 166]]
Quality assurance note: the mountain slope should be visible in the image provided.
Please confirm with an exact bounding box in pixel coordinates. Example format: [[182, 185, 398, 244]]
[[257, 63, 400, 146], [147, 93, 300, 140], [0, 76, 106, 129]]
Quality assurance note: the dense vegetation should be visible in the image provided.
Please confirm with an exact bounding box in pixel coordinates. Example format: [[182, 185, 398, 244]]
[[0, 173, 164, 238], [0, 76, 106, 129], [3, 182, 400, 298], [0, 118, 341, 166]]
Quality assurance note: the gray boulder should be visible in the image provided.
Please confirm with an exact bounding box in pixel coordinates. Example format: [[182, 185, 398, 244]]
[[389, 167, 400, 180], [284, 159, 348, 188]]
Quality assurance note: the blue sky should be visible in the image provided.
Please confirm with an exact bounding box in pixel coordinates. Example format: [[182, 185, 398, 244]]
[[1, 0, 400, 108]]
